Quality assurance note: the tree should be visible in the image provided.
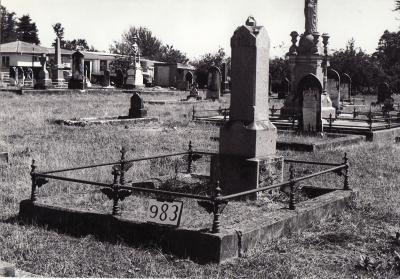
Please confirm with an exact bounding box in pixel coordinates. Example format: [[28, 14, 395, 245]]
[[1, 5, 19, 43], [373, 30, 400, 91], [269, 57, 291, 80], [330, 39, 386, 93], [51, 23, 65, 47], [395, 0, 400, 11], [110, 26, 188, 75], [16, 14, 40, 45], [191, 47, 229, 88], [157, 44, 188, 64], [110, 26, 163, 60]]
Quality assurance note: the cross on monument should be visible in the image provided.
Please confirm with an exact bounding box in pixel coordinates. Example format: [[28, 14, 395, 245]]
[[39, 54, 47, 69]]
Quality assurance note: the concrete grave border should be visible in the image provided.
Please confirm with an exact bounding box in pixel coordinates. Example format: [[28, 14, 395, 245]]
[[19, 187, 357, 264]]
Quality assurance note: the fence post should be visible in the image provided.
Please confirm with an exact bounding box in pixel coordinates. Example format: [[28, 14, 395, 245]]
[[187, 141, 193, 173], [192, 105, 195, 121], [224, 108, 227, 121], [212, 181, 222, 233], [30, 159, 37, 202], [329, 113, 333, 132], [120, 146, 127, 186], [289, 164, 296, 210], [353, 107, 356, 119], [292, 112, 296, 129], [112, 166, 121, 216], [343, 153, 350, 190], [367, 109, 373, 131]]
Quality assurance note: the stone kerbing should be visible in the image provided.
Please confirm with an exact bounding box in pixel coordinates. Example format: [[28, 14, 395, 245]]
[[19, 188, 358, 264]]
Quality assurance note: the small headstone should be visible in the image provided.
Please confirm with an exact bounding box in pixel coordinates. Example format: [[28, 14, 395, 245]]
[[278, 78, 290, 99], [340, 73, 352, 99], [116, 69, 124, 88], [103, 70, 111, 87], [206, 66, 221, 99], [298, 74, 323, 132], [327, 69, 340, 109], [68, 50, 86, 89], [378, 82, 390, 104], [128, 92, 147, 118]]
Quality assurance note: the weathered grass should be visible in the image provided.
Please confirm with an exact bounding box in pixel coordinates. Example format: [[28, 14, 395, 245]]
[[1, 90, 400, 277]]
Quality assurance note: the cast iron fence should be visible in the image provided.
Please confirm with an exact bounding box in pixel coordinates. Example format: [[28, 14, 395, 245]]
[[325, 110, 400, 132], [29, 141, 350, 234]]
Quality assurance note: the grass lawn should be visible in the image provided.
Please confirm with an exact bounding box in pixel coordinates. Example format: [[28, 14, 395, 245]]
[[1, 90, 400, 278]]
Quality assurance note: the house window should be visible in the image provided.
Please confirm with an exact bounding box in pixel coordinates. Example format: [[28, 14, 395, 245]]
[[2, 56, 10, 68], [100, 60, 107, 71]]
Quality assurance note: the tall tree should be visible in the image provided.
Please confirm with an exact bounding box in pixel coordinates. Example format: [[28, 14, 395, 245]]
[[269, 57, 291, 80], [110, 26, 163, 60], [1, 5, 19, 43], [16, 14, 40, 45], [330, 39, 385, 93], [51, 23, 65, 47]]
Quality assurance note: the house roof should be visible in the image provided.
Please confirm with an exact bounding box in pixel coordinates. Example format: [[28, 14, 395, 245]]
[[1, 41, 50, 54]]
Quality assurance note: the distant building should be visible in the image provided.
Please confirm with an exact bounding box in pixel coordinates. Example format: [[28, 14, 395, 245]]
[[1, 40, 192, 88], [154, 62, 195, 89]]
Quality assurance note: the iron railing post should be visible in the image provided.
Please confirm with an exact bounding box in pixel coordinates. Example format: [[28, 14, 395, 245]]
[[212, 181, 222, 233], [292, 112, 296, 129], [192, 105, 195, 121], [112, 166, 121, 216], [289, 164, 296, 210], [120, 146, 127, 186], [343, 153, 350, 190], [187, 141, 193, 173], [329, 113, 333, 132], [30, 159, 37, 202]]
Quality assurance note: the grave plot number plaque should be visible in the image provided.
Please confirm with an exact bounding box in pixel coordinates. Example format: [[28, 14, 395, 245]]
[[146, 199, 183, 227]]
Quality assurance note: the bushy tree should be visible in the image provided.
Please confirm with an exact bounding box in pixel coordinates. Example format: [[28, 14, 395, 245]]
[[110, 26, 163, 60], [17, 14, 40, 45], [1, 5, 19, 43], [51, 23, 65, 47], [330, 39, 385, 93], [109, 26, 188, 75], [191, 47, 229, 88], [269, 57, 291, 80]]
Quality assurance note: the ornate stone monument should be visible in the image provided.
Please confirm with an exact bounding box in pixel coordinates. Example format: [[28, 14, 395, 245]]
[[51, 38, 65, 86], [281, 0, 335, 128], [206, 66, 221, 99], [34, 54, 54, 89], [211, 16, 282, 199], [124, 33, 144, 89], [68, 50, 86, 89]]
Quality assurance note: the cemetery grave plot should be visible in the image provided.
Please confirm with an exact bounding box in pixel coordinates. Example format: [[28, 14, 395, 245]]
[[21, 141, 353, 263]]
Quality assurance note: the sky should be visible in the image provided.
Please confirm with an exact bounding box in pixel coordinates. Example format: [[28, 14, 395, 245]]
[[2, 0, 400, 60]]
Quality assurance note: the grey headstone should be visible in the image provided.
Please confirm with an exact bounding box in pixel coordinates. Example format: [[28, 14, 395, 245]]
[[206, 66, 221, 99], [340, 73, 352, 99], [327, 69, 340, 109], [278, 78, 290, 99], [298, 74, 323, 132], [378, 82, 390, 103], [129, 92, 147, 118]]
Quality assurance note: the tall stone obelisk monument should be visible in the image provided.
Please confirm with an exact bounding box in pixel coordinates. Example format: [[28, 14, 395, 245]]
[[211, 17, 283, 198], [51, 38, 65, 85]]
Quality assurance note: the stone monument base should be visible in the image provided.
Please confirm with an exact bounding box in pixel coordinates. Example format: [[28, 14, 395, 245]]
[[68, 80, 86, 90], [128, 108, 147, 118], [321, 107, 336, 119], [124, 84, 145, 89], [34, 79, 54, 89], [219, 120, 277, 158], [211, 154, 284, 200]]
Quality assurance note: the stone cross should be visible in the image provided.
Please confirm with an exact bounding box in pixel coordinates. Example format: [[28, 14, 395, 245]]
[[39, 54, 47, 70]]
